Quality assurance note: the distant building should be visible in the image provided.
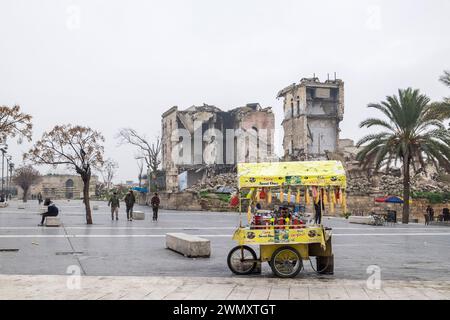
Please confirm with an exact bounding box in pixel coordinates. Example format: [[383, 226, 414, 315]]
[[161, 103, 276, 191], [277, 76, 344, 160], [18, 174, 98, 200]]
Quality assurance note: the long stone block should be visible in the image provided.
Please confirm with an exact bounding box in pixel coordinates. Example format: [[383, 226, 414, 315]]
[[45, 217, 61, 227], [348, 215, 375, 225], [166, 233, 210, 258]]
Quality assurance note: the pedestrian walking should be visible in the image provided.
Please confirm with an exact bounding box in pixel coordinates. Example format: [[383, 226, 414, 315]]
[[443, 208, 450, 222], [108, 192, 120, 221], [124, 190, 136, 221], [426, 205, 434, 224], [37, 192, 43, 205], [151, 193, 160, 221], [38, 198, 59, 226]]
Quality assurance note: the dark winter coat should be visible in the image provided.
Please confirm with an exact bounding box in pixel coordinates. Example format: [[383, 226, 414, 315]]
[[108, 195, 120, 208], [124, 192, 136, 207]]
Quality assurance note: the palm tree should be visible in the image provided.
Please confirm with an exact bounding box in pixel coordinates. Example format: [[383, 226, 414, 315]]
[[440, 71, 450, 114], [356, 88, 450, 224], [440, 70, 450, 88]]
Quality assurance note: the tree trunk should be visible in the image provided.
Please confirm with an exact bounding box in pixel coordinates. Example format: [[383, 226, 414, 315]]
[[22, 187, 29, 202], [82, 174, 93, 225], [402, 157, 411, 224]]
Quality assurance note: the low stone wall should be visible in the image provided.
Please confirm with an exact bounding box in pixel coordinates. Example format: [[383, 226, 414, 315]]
[[146, 191, 237, 212], [144, 192, 448, 222], [149, 192, 203, 211], [346, 195, 449, 223]]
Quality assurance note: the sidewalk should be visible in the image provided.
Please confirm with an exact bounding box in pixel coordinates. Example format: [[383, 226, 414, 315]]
[[0, 274, 449, 300]]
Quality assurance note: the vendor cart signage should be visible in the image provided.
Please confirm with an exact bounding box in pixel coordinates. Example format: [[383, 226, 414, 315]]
[[233, 227, 326, 247], [237, 161, 346, 189]]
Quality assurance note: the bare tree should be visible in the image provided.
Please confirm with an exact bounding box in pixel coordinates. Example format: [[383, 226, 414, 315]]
[[0, 105, 33, 143], [25, 125, 105, 224], [116, 128, 161, 174], [101, 158, 118, 190], [12, 165, 41, 202], [136, 157, 144, 187]]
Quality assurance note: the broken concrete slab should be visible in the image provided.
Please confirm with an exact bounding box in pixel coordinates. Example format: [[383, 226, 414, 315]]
[[166, 233, 210, 258]]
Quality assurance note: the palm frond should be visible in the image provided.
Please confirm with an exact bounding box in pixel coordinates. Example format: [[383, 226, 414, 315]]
[[440, 70, 450, 88], [359, 118, 395, 131]]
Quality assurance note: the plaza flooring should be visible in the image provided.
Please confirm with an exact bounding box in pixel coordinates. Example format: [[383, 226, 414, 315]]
[[0, 200, 449, 300]]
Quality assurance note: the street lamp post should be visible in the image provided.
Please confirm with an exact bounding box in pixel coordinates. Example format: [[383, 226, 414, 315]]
[[5, 155, 12, 199], [9, 162, 14, 200], [0, 144, 8, 196]]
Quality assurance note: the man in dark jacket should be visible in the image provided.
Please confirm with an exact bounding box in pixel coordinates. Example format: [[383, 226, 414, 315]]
[[38, 199, 59, 226], [108, 192, 120, 221], [314, 199, 325, 225], [426, 205, 434, 224], [151, 193, 160, 221], [124, 190, 136, 221]]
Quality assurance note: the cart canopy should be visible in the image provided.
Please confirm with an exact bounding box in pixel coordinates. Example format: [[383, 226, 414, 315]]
[[237, 161, 347, 189]]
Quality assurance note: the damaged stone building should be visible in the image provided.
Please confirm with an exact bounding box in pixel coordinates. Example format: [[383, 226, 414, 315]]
[[161, 103, 275, 191], [277, 76, 344, 160]]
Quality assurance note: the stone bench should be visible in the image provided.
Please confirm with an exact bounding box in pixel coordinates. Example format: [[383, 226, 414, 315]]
[[93, 205, 99, 210], [45, 217, 61, 227], [18, 203, 26, 209], [166, 233, 210, 258], [430, 221, 450, 227], [348, 215, 375, 225], [132, 211, 145, 220], [0, 202, 8, 208]]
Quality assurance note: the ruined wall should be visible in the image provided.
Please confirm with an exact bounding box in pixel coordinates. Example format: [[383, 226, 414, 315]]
[[238, 110, 276, 162], [161, 104, 275, 191], [161, 107, 179, 190], [345, 195, 448, 223], [307, 118, 338, 155], [279, 77, 344, 159]]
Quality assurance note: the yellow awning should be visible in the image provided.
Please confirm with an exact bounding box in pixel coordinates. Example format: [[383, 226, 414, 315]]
[[237, 160, 347, 189]]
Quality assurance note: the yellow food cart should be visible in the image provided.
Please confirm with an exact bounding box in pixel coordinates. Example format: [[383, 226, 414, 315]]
[[227, 160, 347, 278]]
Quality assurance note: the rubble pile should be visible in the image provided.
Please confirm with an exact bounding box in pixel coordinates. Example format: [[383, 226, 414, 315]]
[[347, 173, 450, 196], [185, 172, 238, 194]]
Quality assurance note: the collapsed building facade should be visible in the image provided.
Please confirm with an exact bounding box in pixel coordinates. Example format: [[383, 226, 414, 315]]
[[277, 76, 344, 160], [161, 103, 275, 191]]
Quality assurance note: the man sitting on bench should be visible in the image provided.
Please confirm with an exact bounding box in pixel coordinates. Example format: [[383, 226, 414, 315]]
[[38, 198, 59, 226]]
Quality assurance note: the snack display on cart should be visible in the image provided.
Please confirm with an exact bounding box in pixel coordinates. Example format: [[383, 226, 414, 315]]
[[227, 160, 347, 278]]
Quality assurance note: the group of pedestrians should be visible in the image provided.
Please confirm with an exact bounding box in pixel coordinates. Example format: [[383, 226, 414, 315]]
[[37, 191, 161, 226], [425, 205, 450, 225], [108, 190, 160, 222]]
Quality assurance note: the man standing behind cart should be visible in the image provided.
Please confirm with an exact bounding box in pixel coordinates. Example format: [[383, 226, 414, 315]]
[[151, 193, 160, 221], [314, 199, 325, 225]]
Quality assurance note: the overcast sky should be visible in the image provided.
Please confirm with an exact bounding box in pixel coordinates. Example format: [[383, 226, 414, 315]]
[[1, 0, 449, 183]]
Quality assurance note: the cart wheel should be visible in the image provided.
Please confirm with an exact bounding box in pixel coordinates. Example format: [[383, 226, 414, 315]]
[[270, 246, 303, 278], [227, 245, 257, 275]]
